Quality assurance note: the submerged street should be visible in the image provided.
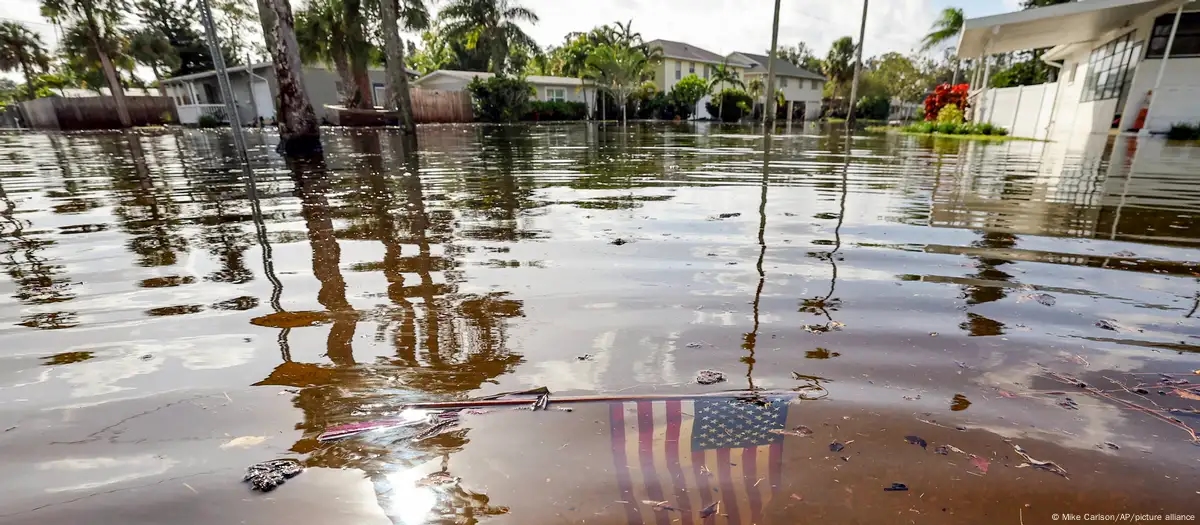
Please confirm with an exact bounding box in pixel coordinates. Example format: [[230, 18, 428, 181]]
[[0, 123, 1198, 524]]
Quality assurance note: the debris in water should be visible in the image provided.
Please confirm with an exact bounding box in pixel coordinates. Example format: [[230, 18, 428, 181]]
[[929, 332, 939, 337], [970, 455, 990, 474], [997, 389, 1018, 399], [1135, 388, 1150, 395], [829, 441, 845, 452], [934, 445, 950, 455], [221, 435, 268, 449], [243, 459, 303, 492], [610, 238, 630, 246], [416, 472, 460, 487], [1114, 250, 1136, 257], [770, 425, 815, 437], [804, 321, 845, 334], [884, 483, 909, 492], [1102, 442, 1120, 450], [904, 435, 928, 449], [790, 493, 803, 501], [1019, 292, 1057, 306], [532, 393, 550, 411], [950, 394, 971, 411], [642, 500, 678, 512], [577, 354, 594, 361], [713, 212, 741, 220], [1010, 442, 1069, 478], [1095, 319, 1121, 331], [1057, 397, 1080, 410], [903, 394, 922, 401], [685, 342, 703, 349], [695, 370, 727, 385], [955, 425, 967, 431], [699, 501, 720, 518]]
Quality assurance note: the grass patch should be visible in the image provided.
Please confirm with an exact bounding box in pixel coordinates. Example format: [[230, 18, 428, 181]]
[[867, 121, 1041, 142], [1167, 123, 1200, 141]]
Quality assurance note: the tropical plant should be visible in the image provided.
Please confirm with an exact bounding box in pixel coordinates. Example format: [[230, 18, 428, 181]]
[[923, 83, 969, 121], [708, 60, 744, 120], [523, 100, 587, 121], [295, 0, 357, 106], [41, 0, 133, 126], [0, 22, 52, 101], [1166, 123, 1200, 140], [378, 0, 427, 133], [585, 43, 655, 124], [669, 74, 707, 119], [466, 74, 533, 122], [823, 36, 856, 106], [705, 88, 752, 122], [128, 27, 180, 94], [936, 103, 964, 124], [440, 0, 539, 74], [921, 8, 964, 51], [855, 95, 890, 120], [134, 0, 214, 76]]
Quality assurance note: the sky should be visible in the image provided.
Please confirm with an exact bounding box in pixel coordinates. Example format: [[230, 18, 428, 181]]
[[2, 0, 1022, 82]]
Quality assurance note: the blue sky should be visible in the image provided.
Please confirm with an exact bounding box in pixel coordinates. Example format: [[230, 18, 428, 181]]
[[3, 0, 1023, 82]]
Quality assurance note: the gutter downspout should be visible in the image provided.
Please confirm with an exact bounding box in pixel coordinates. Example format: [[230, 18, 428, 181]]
[[1141, 0, 1193, 136], [1039, 59, 1064, 141]]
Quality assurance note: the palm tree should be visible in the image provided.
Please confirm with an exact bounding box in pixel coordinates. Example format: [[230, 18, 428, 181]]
[[259, 0, 321, 155], [709, 59, 745, 121], [823, 36, 856, 108], [128, 27, 179, 95], [378, 0, 429, 134], [921, 7, 964, 51], [585, 43, 652, 124], [295, 0, 356, 106], [440, 0, 539, 74], [40, 0, 133, 127], [0, 22, 51, 100], [747, 77, 764, 121]]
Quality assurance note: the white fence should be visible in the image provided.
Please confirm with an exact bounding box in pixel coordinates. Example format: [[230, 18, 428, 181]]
[[974, 83, 1058, 140], [1143, 85, 1200, 132]]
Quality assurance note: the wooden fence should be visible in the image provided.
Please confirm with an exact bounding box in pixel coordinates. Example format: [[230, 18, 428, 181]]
[[19, 96, 179, 130], [411, 89, 473, 123]]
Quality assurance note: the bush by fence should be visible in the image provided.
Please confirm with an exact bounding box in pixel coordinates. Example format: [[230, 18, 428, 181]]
[[523, 100, 587, 121]]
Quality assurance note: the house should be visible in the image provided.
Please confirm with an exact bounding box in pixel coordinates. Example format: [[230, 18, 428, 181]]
[[727, 52, 826, 120], [647, 39, 750, 118], [958, 0, 1200, 142], [412, 70, 598, 112], [160, 62, 418, 125]]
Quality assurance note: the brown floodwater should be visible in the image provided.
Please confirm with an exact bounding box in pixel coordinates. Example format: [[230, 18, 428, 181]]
[[1, 123, 1198, 525]]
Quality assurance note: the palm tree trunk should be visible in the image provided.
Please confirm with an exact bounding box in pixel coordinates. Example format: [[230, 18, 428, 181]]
[[343, 0, 373, 109], [332, 51, 355, 106], [84, 14, 132, 128], [379, 0, 416, 135], [261, 0, 321, 156], [19, 58, 36, 100]]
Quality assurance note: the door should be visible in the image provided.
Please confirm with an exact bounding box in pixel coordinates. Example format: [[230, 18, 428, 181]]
[[251, 79, 274, 120]]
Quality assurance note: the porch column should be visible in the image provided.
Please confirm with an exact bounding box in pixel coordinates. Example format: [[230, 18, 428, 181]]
[[978, 54, 994, 123], [787, 100, 794, 126], [1141, 0, 1187, 135], [188, 81, 199, 105]]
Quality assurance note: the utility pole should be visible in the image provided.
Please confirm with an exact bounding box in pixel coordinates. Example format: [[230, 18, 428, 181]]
[[764, 0, 782, 129], [199, 0, 250, 165], [846, 0, 868, 127]]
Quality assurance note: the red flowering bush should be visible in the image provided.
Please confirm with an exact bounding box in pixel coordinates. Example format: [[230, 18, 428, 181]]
[[923, 83, 970, 121]]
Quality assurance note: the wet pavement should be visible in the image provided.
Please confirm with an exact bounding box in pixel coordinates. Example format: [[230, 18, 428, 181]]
[[0, 123, 1198, 524]]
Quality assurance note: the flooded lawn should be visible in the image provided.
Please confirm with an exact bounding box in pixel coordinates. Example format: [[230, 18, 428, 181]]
[[1, 123, 1198, 524]]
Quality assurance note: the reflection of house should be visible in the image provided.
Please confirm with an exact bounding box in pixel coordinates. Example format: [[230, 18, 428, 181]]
[[727, 51, 825, 120], [160, 63, 417, 125], [960, 0, 1200, 141], [412, 70, 597, 111]]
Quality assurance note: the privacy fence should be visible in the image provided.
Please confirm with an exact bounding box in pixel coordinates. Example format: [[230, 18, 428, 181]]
[[18, 96, 178, 130]]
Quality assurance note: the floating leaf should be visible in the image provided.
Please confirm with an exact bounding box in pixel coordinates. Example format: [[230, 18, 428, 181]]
[[904, 435, 928, 449], [829, 441, 845, 452], [970, 455, 990, 474], [699, 501, 720, 518]]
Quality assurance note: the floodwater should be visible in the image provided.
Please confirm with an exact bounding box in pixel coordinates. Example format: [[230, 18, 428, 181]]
[[1, 123, 1198, 525]]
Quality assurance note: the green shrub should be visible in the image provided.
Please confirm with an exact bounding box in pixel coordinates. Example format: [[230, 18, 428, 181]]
[[1167, 123, 1200, 140], [992, 126, 1009, 136], [979, 123, 994, 135], [197, 113, 224, 128], [855, 95, 890, 121], [705, 88, 753, 122], [936, 103, 964, 124], [467, 75, 534, 122], [936, 122, 958, 134], [523, 100, 587, 121]]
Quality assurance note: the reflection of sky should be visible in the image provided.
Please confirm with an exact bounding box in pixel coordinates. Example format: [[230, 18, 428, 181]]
[[38, 454, 179, 493]]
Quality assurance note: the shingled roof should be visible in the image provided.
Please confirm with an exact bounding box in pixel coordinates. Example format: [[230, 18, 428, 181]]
[[733, 52, 825, 81], [647, 39, 731, 64]]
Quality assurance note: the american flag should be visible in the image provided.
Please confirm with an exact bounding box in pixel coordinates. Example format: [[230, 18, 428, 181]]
[[609, 397, 789, 525]]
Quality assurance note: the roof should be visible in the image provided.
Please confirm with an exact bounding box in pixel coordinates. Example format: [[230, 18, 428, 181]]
[[162, 62, 420, 83], [957, 0, 1169, 58], [646, 39, 728, 64], [412, 70, 586, 87], [732, 52, 825, 81]]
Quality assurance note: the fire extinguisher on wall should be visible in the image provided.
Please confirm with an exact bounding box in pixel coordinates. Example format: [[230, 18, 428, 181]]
[[1131, 90, 1152, 131]]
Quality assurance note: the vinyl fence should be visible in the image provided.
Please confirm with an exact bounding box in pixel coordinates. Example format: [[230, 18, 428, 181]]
[[19, 96, 179, 130], [973, 83, 1058, 140]]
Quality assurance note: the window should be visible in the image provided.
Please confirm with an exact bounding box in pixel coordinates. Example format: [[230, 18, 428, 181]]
[[373, 83, 386, 106], [689, 62, 695, 74], [703, 65, 709, 79], [1081, 32, 1141, 102], [780, 77, 788, 87], [1147, 11, 1200, 58], [675, 61, 681, 80], [811, 79, 819, 90], [546, 88, 566, 101]]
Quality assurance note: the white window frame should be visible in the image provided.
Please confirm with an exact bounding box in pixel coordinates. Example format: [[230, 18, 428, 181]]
[[373, 83, 386, 106], [780, 77, 788, 88], [675, 61, 681, 80], [689, 62, 695, 74], [811, 79, 819, 90], [545, 87, 566, 102]]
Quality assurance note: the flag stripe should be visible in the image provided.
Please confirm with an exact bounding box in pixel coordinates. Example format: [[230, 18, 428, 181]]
[[637, 401, 670, 525], [610, 403, 643, 525], [716, 448, 740, 525], [743, 446, 762, 525], [664, 400, 695, 525], [769, 440, 783, 490]]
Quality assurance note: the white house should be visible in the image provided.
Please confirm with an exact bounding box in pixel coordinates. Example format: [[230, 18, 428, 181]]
[[412, 70, 597, 113], [727, 51, 826, 120], [958, 0, 1200, 142]]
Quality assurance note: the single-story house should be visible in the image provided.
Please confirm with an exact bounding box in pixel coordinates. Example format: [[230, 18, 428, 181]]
[[728, 51, 826, 120], [160, 62, 418, 125], [959, 0, 1200, 141], [412, 70, 597, 112], [647, 39, 746, 119]]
